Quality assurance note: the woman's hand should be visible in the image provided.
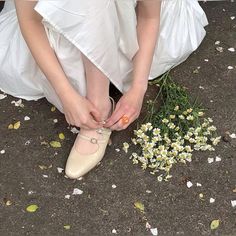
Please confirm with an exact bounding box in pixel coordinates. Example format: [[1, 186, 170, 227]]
[[60, 87, 103, 130], [103, 85, 147, 131]]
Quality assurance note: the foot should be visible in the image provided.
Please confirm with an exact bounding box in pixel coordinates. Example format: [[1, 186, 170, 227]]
[[73, 99, 112, 155]]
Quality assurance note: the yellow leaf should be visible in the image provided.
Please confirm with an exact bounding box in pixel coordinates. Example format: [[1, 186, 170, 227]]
[[26, 204, 39, 213], [210, 219, 220, 230], [13, 121, 21, 129], [134, 201, 145, 212], [51, 106, 56, 112], [8, 124, 13, 129], [63, 225, 71, 230], [6, 200, 12, 206], [59, 133, 65, 140], [50, 141, 61, 148]]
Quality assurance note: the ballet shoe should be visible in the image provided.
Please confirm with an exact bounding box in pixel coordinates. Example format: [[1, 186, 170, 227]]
[[65, 96, 115, 179]]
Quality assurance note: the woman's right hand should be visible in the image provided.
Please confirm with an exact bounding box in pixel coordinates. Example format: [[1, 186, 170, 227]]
[[60, 87, 103, 130]]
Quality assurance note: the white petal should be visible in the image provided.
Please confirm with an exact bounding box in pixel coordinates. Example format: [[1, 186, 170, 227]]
[[208, 158, 214, 164], [24, 116, 30, 121], [215, 156, 221, 162], [215, 41, 220, 45], [196, 183, 202, 187], [112, 184, 117, 189], [210, 198, 215, 203], [43, 175, 48, 178], [231, 200, 236, 207], [230, 16, 235, 20], [187, 181, 193, 188], [57, 167, 64, 173], [229, 133, 236, 139], [150, 228, 158, 236], [0, 149, 5, 154], [228, 66, 234, 70], [146, 222, 151, 229], [228, 48, 235, 52], [65, 195, 70, 199], [112, 229, 117, 234], [72, 188, 83, 195]]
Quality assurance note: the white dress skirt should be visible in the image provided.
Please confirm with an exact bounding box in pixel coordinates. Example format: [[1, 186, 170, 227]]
[[0, 0, 208, 114]]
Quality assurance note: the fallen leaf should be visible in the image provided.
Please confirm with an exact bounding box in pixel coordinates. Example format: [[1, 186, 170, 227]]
[[50, 141, 61, 148], [26, 204, 39, 213], [13, 121, 21, 129], [63, 225, 71, 230], [210, 219, 220, 230], [51, 106, 56, 112], [8, 124, 13, 129], [59, 133, 65, 140], [134, 201, 144, 212]]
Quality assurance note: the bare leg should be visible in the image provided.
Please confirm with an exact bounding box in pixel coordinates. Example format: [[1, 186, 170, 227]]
[[74, 53, 112, 154]]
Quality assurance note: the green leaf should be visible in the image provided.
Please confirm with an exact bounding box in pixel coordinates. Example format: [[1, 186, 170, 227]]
[[50, 141, 61, 148], [210, 219, 220, 230], [63, 225, 71, 230], [134, 201, 145, 212], [26, 204, 39, 212]]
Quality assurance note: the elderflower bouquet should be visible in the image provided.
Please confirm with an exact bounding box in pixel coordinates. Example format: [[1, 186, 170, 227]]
[[122, 72, 221, 182]]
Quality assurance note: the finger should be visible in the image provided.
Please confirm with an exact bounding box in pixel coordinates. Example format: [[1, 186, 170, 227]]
[[86, 114, 103, 129], [89, 104, 102, 122], [103, 105, 124, 127], [110, 114, 135, 131]]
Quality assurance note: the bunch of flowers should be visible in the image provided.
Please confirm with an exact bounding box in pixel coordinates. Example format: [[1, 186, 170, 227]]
[[123, 72, 221, 182]]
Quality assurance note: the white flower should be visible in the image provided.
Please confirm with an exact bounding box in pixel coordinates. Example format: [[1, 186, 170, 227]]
[[162, 118, 169, 124], [198, 111, 204, 116], [179, 115, 185, 120], [122, 142, 129, 153], [186, 115, 194, 121], [153, 128, 161, 135], [174, 105, 179, 111]]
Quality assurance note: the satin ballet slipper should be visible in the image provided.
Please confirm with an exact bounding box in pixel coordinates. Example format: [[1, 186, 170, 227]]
[[65, 96, 115, 179]]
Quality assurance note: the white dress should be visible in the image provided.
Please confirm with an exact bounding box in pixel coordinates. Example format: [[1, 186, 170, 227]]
[[0, 0, 208, 114]]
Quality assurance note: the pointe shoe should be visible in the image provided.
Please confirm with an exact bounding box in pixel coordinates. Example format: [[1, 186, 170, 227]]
[[65, 96, 115, 179]]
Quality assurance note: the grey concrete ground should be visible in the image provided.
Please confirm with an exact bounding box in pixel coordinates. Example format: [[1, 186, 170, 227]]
[[0, 1, 236, 236]]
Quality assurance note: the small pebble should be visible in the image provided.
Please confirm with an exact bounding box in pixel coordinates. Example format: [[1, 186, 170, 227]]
[[112, 229, 117, 234], [196, 183, 202, 187], [230, 16, 235, 20], [42, 175, 48, 178], [65, 195, 70, 199], [228, 66, 234, 70], [72, 188, 83, 195], [215, 41, 220, 45], [215, 156, 221, 162], [229, 133, 236, 139], [112, 184, 117, 189]]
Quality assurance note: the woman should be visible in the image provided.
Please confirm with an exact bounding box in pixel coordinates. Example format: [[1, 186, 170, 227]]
[[0, 0, 208, 179]]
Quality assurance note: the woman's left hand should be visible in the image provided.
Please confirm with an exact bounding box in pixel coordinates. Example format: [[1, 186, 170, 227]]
[[103, 85, 147, 131]]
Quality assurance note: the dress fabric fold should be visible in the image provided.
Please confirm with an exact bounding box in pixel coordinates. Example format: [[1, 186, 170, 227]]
[[0, 0, 208, 114]]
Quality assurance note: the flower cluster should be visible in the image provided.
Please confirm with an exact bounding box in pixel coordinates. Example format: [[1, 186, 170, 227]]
[[122, 73, 221, 182], [124, 109, 220, 182]]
